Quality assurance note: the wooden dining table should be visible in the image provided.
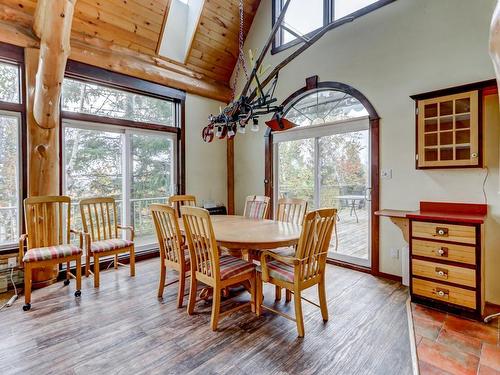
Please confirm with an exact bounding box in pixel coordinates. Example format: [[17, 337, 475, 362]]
[[179, 214, 302, 252]]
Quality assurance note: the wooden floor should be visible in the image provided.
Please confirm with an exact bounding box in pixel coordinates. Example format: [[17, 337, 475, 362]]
[[0, 259, 412, 375]]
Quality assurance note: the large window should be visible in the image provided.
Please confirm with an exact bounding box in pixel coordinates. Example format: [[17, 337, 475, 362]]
[[273, 0, 395, 51], [0, 58, 23, 250], [62, 75, 182, 250]]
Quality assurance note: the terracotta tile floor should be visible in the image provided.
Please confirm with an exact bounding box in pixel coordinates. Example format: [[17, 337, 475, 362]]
[[411, 303, 500, 375]]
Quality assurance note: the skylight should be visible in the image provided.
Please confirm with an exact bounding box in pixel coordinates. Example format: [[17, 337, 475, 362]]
[[157, 0, 204, 64]]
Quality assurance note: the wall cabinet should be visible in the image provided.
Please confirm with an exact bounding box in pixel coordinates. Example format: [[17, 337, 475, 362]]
[[415, 90, 480, 168]]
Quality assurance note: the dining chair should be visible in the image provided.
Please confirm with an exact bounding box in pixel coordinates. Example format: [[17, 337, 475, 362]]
[[243, 195, 270, 219], [257, 208, 336, 337], [79, 197, 135, 287], [19, 196, 83, 311], [181, 206, 256, 331], [273, 197, 308, 302], [151, 204, 190, 307], [168, 194, 196, 218]]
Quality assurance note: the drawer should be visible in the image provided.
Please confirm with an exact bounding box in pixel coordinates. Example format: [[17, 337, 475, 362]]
[[412, 221, 476, 245], [412, 259, 476, 287], [412, 278, 476, 309], [412, 239, 476, 265]]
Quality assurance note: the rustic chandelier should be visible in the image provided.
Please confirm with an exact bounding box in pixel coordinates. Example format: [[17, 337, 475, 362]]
[[202, 0, 354, 142]]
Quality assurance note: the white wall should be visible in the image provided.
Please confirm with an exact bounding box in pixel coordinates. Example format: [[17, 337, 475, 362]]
[[234, 0, 500, 303], [185, 94, 227, 207]]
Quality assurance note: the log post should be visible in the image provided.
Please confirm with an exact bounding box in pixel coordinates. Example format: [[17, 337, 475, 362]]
[[33, 0, 76, 129]]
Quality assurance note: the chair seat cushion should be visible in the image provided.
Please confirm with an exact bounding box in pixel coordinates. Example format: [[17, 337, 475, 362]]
[[23, 244, 82, 262], [270, 246, 295, 257], [218, 255, 255, 280], [91, 239, 134, 253], [259, 260, 294, 283]]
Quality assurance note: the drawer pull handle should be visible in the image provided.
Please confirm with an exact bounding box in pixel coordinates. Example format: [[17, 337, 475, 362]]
[[435, 267, 448, 279], [435, 247, 448, 257], [435, 227, 449, 237], [435, 288, 449, 299]]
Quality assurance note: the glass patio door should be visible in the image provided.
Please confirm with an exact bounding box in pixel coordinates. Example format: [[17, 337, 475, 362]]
[[274, 117, 371, 268]]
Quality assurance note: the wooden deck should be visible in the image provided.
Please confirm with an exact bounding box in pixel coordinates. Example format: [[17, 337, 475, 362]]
[[0, 258, 412, 375], [330, 207, 369, 260]]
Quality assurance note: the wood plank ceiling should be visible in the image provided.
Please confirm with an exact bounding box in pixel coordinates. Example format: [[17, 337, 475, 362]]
[[0, 0, 261, 93]]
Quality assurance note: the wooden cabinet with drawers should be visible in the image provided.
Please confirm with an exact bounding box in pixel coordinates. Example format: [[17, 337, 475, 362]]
[[409, 207, 486, 320]]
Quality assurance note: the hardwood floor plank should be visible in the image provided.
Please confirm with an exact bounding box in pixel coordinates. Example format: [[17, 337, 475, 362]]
[[0, 259, 412, 375]]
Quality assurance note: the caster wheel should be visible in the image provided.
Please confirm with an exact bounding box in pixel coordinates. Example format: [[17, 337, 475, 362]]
[[23, 303, 31, 311], [64, 279, 70, 286], [74, 290, 81, 297]]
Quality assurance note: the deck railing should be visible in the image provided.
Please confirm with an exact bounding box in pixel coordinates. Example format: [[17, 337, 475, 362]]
[[0, 205, 18, 245]]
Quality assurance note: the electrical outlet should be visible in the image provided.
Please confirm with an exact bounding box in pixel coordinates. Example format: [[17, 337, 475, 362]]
[[7, 257, 17, 268], [381, 169, 392, 179], [390, 248, 400, 260]]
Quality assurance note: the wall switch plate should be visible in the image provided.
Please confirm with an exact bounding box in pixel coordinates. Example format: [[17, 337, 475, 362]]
[[7, 257, 17, 268], [381, 169, 392, 179], [390, 248, 400, 260]]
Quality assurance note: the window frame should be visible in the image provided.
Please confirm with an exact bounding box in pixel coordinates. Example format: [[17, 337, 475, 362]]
[[271, 0, 397, 54], [60, 61, 186, 255], [61, 119, 178, 251], [0, 42, 26, 254]]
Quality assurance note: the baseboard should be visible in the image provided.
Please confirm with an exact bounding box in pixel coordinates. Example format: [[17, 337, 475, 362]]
[[326, 259, 371, 274], [377, 272, 403, 283]]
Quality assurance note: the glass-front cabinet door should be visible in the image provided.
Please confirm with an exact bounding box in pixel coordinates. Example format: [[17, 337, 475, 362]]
[[417, 91, 479, 168]]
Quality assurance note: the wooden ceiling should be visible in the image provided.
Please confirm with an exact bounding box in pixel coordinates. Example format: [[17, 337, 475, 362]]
[[0, 0, 261, 97]]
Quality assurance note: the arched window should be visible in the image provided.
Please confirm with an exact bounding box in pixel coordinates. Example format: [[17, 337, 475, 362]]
[[284, 89, 369, 126]]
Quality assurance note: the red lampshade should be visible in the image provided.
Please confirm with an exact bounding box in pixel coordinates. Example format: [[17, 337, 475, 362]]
[[265, 117, 296, 131]]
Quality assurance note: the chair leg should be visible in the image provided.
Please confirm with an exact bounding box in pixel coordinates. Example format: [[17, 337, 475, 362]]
[[23, 263, 32, 311], [255, 272, 262, 316], [94, 255, 100, 288], [285, 289, 292, 303], [85, 252, 90, 277], [294, 287, 305, 338], [275, 285, 282, 301], [75, 257, 82, 297], [210, 287, 221, 331], [187, 276, 197, 315], [65, 262, 71, 285], [177, 270, 186, 308], [250, 272, 256, 313], [318, 279, 328, 322], [158, 262, 166, 298], [114, 254, 119, 269], [130, 248, 136, 277]]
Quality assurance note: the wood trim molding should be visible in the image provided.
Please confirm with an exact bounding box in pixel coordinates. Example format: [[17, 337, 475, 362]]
[[227, 138, 235, 214], [410, 79, 497, 101], [265, 78, 381, 274], [65, 60, 186, 101]]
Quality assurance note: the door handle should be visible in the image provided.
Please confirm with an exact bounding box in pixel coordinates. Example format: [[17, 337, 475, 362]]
[[365, 187, 372, 202]]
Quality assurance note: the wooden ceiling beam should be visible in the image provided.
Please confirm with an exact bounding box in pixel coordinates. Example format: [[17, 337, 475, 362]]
[[33, 0, 77, 129]]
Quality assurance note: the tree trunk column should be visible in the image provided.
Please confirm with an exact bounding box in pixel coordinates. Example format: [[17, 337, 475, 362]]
[[25, 48, 60, 288]]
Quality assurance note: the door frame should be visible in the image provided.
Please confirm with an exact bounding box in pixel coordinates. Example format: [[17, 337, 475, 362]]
[[264, 77, 381, 275]]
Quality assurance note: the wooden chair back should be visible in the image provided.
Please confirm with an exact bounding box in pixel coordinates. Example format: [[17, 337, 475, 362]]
[[295, 208, 336, 282], [276, 198, 308, 224], [181, 206, 219, 281], [168, 195, 196, 218], [243, 195, 270, 219], [24, 196, 72, 249], [79, 197, 119, 242], [150, 204, 185, 266]]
